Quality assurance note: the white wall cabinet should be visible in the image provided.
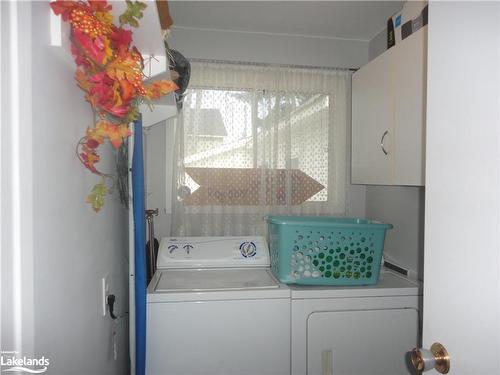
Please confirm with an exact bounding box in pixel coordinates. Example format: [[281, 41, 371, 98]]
[[352, 27, 427, 186]]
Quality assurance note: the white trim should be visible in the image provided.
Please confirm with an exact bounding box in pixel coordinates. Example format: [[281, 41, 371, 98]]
[[172, 25, 369, 43], [1, 0, 35, 356], [128, 124, 136, 375]]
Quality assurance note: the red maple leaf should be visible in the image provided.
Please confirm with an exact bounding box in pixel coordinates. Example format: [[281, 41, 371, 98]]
[[50, 1, 78, 21], [102, 103, 130, 118], [70, 44, 91, 68], [80, 145, 100, 173], [87, 72, 114, 108], [73, 29, 106, 64], [88, 0, 112, 13], [110, 28, 133, 52]]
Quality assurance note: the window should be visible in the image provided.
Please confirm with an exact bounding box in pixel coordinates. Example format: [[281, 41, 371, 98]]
[[171, 61, 350, 235], [182, 88, 330, 205]]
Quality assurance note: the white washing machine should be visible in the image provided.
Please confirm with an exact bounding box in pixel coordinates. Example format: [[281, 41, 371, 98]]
[[146, 237, 291, 375], [291, 269, 421, 375]]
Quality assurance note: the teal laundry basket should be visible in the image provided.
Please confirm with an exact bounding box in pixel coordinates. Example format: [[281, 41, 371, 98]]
[[266, 216, 393, 286]]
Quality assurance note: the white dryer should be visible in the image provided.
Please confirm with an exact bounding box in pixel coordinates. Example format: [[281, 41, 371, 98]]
[[146, 236, 290, 375], [291, 269, 421, 375]]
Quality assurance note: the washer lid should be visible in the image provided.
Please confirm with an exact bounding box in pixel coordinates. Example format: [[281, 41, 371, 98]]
[[156, 236, 270, 269], [154, 268, 279, 292]]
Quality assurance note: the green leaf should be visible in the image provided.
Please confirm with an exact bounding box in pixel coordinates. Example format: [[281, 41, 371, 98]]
[[126, 106, 140, 122], [86, 182, 107, 212], [119, 0, 148, 28]]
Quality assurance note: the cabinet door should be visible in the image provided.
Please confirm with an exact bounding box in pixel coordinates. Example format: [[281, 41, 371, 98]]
[[307, 309, 419, 375], [392, 27, 427, 186], [352, 48, 394, 185]]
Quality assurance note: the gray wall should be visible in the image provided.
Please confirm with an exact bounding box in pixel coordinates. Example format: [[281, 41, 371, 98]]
[[144, 119, 175, 239], [26, 3, 128, 374], [169, 26, 368, 69], [365, 25, 425, 279], [365, 186, 424, 280], [368, 28, 387, 60]]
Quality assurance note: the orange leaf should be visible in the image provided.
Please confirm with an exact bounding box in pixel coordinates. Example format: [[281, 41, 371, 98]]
[[119, 79, 134, 101], [96, 121, 131, 149], [102, 37, 114, 64], [86, 123, 107, 147], [106, 55, 140, 81], [108, 124, 131, 148], [145, 80, 178, 100], [75, 69, 91, 92]]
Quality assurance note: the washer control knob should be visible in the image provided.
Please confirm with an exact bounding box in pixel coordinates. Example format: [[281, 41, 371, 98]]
[[239, 242, 257, 258], [183, 244, 194, 254]]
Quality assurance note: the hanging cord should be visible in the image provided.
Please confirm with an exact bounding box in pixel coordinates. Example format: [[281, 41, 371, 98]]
[[115, 140, 129, 208], [107, 294, 129, 321], [106, 294, 128, 361], [107, 294, 119, 320]]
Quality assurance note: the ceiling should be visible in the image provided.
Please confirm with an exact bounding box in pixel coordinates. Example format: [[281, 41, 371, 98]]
[[168, 1, 403, 42]]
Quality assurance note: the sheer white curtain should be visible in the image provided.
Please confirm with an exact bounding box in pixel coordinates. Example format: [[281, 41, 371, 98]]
[[170, 61, 350, 236]]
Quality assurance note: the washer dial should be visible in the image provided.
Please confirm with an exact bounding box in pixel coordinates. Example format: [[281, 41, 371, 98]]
[[239, 241, 257, 258]]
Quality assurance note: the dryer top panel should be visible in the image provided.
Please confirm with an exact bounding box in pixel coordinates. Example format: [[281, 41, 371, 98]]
[[289, 269, 421, 299], [156, 236, 270, 269]]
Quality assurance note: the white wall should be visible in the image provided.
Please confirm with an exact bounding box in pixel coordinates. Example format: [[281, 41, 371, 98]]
[[1, 3, 128, 373]]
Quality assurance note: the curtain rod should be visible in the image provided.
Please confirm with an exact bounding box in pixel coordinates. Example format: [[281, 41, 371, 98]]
[[188, 58, 358, 72]]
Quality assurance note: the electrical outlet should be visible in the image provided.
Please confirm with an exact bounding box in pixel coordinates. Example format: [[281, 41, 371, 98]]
[[101, 275, 109, 317]]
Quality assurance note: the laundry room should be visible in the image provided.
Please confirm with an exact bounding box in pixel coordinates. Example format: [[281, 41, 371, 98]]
[[2, 1, 499, 375], [140, 2, 425, 374], [144, 0, 425, 284]]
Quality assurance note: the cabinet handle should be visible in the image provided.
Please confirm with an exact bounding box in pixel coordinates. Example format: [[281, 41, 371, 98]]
[[321, 350, 333, 375], [380, 130, 389, 155]]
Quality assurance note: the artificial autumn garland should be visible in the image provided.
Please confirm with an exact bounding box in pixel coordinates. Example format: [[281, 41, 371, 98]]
[[50, 0, 178, 212]]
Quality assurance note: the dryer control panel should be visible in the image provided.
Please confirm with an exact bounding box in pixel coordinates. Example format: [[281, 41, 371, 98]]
[[156, 236, 270, 269]]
